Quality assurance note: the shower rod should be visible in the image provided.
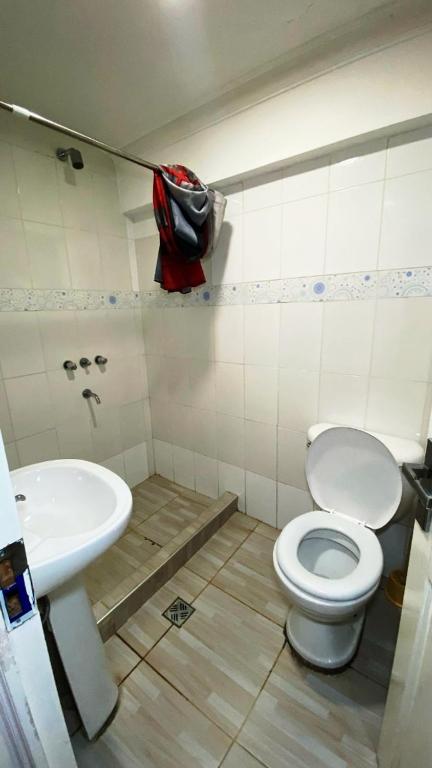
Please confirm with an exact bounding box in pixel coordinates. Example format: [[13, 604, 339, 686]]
[[0, 100, 159, 172]]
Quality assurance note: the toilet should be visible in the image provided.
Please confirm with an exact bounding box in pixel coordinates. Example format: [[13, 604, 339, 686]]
[[273, 424, 423, 671]]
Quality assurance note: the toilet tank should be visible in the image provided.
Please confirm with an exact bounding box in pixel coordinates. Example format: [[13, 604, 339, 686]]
[[307, 423, 424, 522]]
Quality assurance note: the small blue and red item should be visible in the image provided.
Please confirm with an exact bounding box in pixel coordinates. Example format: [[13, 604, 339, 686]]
[[0, 540, 36, 630]]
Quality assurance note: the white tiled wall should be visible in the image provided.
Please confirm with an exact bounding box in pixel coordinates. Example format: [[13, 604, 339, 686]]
[[0, 112, 136, 292], [139, 128, 432, 553], [0, 112, 151, 488], [2, 109, 432, 559]]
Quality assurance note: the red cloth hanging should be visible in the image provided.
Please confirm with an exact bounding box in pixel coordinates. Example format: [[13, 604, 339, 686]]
[[152, 169, 207, 292]]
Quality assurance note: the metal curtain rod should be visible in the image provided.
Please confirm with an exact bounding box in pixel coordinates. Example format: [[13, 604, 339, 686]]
[[0, 100, 159, 172]]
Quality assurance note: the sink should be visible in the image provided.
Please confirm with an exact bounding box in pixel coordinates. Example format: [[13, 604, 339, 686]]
[[10, 458, 132, 739], [11, 459, 132, 597]]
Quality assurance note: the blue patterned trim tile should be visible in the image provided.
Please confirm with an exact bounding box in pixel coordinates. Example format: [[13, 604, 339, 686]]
[[280, 277, 312, 303], [377, 267, 432, 298], [143, 289, 185, 308], [323, 271, 378, 301], [211, 284, 246, 305], [0, 267, 430, 312], [137, 267, 425, 308], [246, 280, 281, 304], [0, 288, 141, 312], [278, 272, 377, 304]]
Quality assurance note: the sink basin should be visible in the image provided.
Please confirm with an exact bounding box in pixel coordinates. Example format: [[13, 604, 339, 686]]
[[11, 459, 132, 597]]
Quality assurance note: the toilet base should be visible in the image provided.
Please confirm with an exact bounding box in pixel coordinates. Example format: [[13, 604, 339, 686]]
[[285, 606, 365, 671]]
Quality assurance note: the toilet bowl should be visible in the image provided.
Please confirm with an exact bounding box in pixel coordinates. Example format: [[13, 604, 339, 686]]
[[273, 425, 405, 671]]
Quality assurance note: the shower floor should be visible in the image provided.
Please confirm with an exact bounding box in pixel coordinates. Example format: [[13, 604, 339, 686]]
[[84, 475, 214, 617]]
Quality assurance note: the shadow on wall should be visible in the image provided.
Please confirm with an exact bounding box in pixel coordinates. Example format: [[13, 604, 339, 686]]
[[211, 220, 234, 285]]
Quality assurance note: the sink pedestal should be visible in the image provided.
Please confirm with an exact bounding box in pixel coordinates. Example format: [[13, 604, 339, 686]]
[[49, 576, 118, 739]]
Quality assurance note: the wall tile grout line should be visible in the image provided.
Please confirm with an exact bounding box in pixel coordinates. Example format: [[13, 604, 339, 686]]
[[363, 136, 389, 429]]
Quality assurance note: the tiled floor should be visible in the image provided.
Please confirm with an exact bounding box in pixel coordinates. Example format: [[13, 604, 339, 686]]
[[73, 511, 397, 768], [84, 476, 213, 615]]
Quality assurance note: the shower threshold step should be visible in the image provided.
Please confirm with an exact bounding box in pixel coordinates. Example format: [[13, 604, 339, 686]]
[[97, 485, 237, 642]]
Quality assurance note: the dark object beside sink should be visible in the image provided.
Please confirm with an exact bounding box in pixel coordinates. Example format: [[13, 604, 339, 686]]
[[403, 439, 432, 530]]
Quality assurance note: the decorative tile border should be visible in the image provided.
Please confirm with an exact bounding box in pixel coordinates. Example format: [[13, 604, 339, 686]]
[[0, 288, 141, 312], [141, 266, 432, 308], [0, 267, 430, 312], [377, 268, 432, 298]]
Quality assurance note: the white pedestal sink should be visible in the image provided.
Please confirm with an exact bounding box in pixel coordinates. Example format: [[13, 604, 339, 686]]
[[11, 459, 132, 739]]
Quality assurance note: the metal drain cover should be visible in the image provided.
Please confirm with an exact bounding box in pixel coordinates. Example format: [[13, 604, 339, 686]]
[[163, 597, 195, 627]]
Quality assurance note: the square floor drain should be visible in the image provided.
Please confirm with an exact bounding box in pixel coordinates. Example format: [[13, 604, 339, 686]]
[[163, 597, 195, 627]]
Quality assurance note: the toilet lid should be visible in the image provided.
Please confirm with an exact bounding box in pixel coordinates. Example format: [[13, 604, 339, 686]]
[[306, 427, 402, 530]]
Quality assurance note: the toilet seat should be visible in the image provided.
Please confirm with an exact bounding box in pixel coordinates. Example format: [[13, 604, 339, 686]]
[[306, 426, 402, 530], [275, 510, 383, 602]]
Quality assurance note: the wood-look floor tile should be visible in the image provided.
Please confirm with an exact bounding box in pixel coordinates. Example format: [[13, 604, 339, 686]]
[[115, 529, 161, 567], [102, 567, 153, 610], [222, 743, 266, 767], [84, 530, 159, 605], [238, 647, 385, 768], [254, 522, 280, 542], [146, 584, 283, 738], [72, 660, 231, 768], [150, 474, 214, 507], [138, 497, 206, 545], [132, 479, 177, 515], [92, 600, 109, 621], [213, 533, 286, 627], [128, 504, 154, 530], [118, 566, 207, 657], [186, 512, 257, 581], [104, 635, 140, 685]]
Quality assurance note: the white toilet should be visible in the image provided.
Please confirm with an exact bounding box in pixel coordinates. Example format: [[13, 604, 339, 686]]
[[273, 424, 422, 671]]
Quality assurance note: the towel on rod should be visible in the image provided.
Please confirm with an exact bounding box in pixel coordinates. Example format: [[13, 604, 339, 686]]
[[162, 165, 212, 226], [152, 163, 225, 293]]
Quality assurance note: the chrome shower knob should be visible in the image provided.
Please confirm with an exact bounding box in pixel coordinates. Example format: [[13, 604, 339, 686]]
[[63, 360, 77, 371]]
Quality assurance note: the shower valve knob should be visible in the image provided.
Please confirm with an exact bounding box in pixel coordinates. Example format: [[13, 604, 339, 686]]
[[95, 355, 108, 365], [63, 360, 77, 371], [79, 357, 92, 368]]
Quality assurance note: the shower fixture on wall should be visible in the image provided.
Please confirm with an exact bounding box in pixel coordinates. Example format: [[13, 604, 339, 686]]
[[56, 146, 84, 169], [0, 101, 158, 172]]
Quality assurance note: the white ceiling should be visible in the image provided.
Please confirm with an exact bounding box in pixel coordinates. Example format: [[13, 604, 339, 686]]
[[0, 0, 409, 146]]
